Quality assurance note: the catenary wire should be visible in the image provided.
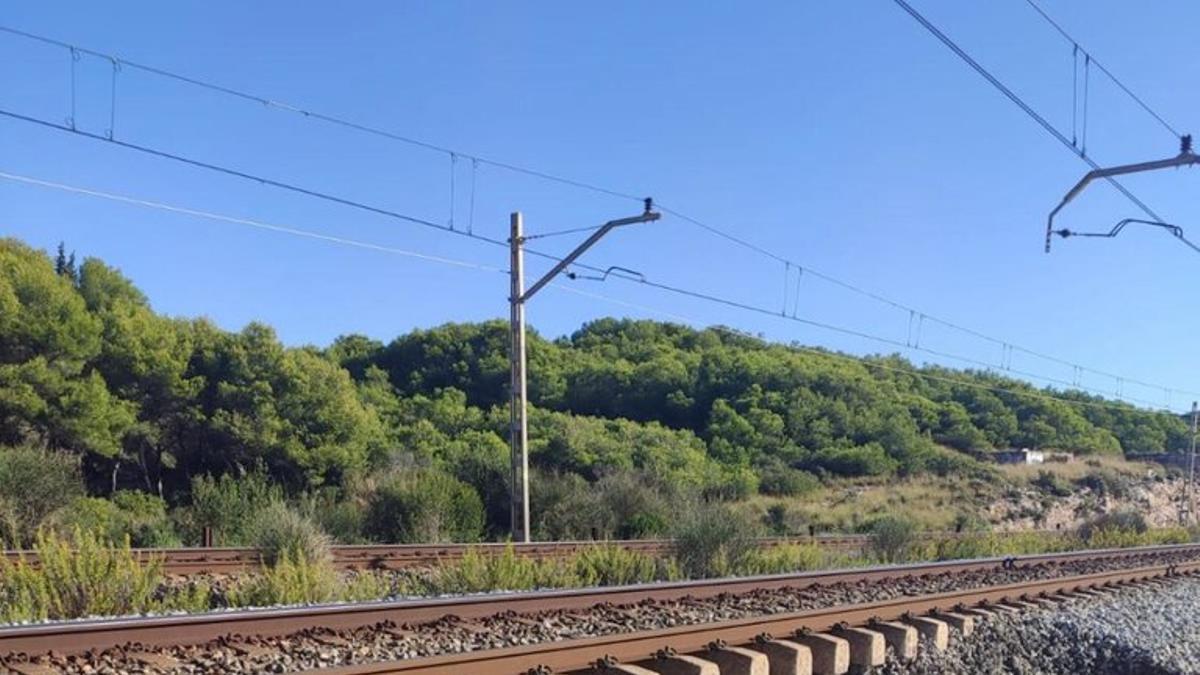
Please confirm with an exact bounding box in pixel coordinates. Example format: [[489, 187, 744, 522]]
[[0, 24, 1192, 400], [3, 167, 1183, 417], [1020, 0, 1182, 140], [2, 103, 1191, 406]]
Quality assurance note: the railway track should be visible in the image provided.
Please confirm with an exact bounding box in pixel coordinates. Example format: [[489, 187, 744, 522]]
[[0, 542, 1196, 674], [0, 532, 1039, 574]]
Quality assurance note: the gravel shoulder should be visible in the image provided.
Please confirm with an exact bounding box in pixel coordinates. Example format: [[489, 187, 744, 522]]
[[880, 577, 1200, 675]]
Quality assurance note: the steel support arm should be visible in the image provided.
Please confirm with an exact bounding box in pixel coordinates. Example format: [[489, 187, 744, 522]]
[[1045, 147, 1199, 252], [520, 204, 660, 302]]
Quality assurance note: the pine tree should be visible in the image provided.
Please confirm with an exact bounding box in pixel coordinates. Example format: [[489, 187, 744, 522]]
[[53, 242, 78, 283]]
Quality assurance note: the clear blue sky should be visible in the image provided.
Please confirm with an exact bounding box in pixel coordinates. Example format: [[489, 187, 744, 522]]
[[2, 1, 1197, 410]]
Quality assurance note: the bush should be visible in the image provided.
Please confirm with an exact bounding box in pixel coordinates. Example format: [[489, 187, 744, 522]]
[[0, 445, 84, 547], [573, 544, 659, 586], [247, 502, 332, 567], [1032, 470, 1072, 497], [365, 469, 483, 543], [739, 542, 825, 575], [1075, 469, 1133, 501], [182, 471, 282, 546], [532, 470, 674, 541], [295, 487, 366, 544], [432, 545, 578, 593], [868, 515, 918, 563], [670, 503, 760, 578], [811, 443, 898, 477], [757, 464, 820, 497], [48, 492, 179, 548], [1078, 509, 1148, 542], [0, 528, 207, 623], [228, 550, 340, 606]]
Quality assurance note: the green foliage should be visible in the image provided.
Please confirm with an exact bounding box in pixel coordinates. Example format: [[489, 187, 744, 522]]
[[739, 542, 825, 575], [573, 544, 660, 586], [868, 515, 918, 563], [295, 487, 367, 544], [228, 549, 342, 606], [1079, 509, 1148, 542], [2, 239, 1196, 547], [431, 545, 578, 594], [757, 462, 820, 497], [181, 471, 282, 546], [531, 470, 674, 540], [247, 502, 332, 567], [1075, 469, 1134, 500], [47, 491, 178, 548], [670, 503, 761, 578], [0, 529, 205, 623], [364, 470, 483, 543], [0, 444, 84, 547], [1032, 470, 1073, 497]]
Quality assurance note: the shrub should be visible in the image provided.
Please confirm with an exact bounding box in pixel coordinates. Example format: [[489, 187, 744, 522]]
[[1078, 509, 1148, 542], [0, 528, 205, 623], [757, 464, 820, 497], [811, 443, 898, 477], [247, 502, 332, 567], [228, 550, 340, 606], [670, 503, 760, 578], [365, 469, 484, 543], [432, 545, 578, 594], [1075, 469, 1133, 501], [763, 504, 790, 536], [573, 544, 659, 586], [0, 445, 84, 547], [1032, 470, 1072, 497], [295, 488, 366, 544], [47, 492, 179, 548], [532, 470, 675, 541], [868, 515, 918, 563], [739, 542, 825, 575], [182, 471, 282, 546]]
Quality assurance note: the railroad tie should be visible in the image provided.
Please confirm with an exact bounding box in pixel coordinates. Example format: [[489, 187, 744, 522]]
[[745, 638, 813, 675], [790, 632, 849, 675], [636, 652, 720, 675], [829, 624, 885, 668], [866, 620, 917, 661], [699, 645, 768, 675], [901, 615, 949, 652], [931, 611, 975, 637]]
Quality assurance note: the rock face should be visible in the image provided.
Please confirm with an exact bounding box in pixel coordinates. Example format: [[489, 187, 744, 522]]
[[990, 474, 1188, 531], [880, 578, 1200, 675]]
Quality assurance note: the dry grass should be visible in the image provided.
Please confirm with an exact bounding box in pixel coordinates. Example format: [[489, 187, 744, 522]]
[[995, 455, 1158, 483]]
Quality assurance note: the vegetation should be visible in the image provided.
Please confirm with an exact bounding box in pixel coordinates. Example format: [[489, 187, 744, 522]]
[[1, 237, 1192, 550]]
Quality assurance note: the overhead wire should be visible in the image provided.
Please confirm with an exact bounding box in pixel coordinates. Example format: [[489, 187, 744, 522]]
[[2, 167, 1183, 417], [1021, 0, 1183, 140], [0, 23, 1193, 402]]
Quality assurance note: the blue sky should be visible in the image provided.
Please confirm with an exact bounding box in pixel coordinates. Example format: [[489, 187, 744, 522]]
[[1, 1, 1197, 411]]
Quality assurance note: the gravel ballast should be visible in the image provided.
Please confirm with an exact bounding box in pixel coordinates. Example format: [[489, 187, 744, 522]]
[[881, 577, 1200, 675]]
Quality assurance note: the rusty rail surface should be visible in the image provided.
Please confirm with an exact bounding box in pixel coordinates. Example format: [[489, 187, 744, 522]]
[[0, 542, 1193, 657], [0, 531, 1044, 574], [323, 560, 1200, 674]]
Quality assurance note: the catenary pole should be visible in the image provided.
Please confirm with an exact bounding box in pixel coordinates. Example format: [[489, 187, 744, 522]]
[[509, 212, 530, 542], [508, 201, 659, 542], [1190, 401, 1198, 525]]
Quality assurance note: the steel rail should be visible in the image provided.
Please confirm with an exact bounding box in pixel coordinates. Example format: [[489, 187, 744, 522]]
[[321, 561, 1200, 674], [0, 542, 1195, 656]]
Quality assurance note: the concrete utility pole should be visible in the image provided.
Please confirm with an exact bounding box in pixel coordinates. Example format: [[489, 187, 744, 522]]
[[1190, 401, 1198, 525], [507, 201, 660, 542]]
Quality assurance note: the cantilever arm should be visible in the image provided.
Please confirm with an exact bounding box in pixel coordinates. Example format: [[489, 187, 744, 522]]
[[1045, 137, 1199, 253], [1053, 218, 1200, 255]]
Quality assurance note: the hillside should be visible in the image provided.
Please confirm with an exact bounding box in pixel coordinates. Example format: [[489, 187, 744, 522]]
[[0, 237, 1189, 544]]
